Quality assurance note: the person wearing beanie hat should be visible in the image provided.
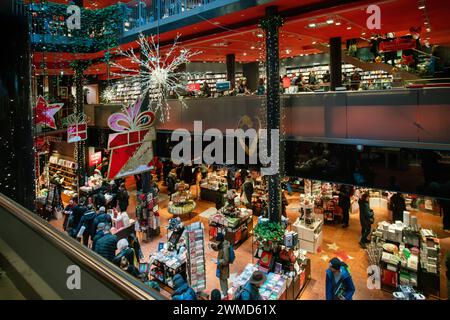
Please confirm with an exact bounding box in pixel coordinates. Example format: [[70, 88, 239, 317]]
[[171, 274, 197, 300], [212, 233, 231, 298], [326, 257, 355, 300]]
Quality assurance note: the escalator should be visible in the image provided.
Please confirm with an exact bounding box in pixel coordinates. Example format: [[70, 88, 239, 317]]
[[0, 193, 165, 300]]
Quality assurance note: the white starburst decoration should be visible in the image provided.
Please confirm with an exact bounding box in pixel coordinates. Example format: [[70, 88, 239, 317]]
[[101, 85, 116, 103], [111, 33, 201, 122]]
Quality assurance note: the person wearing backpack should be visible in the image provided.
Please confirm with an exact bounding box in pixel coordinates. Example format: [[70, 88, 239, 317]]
[[76, 203, 97, 246], [325, 258, 355, 300], [213, 233, 234, 298]]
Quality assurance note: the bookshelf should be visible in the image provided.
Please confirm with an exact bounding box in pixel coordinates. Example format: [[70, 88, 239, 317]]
[[48, 155, 78, 192]]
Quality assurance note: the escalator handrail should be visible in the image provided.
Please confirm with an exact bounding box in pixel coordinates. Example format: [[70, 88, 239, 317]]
[[0, 193, 166, 300]]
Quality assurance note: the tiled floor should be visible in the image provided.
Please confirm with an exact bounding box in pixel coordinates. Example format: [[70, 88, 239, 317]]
[[50, 177, 450, 300]]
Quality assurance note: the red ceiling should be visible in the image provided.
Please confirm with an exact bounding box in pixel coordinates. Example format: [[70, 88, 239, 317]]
[[34, 0, 450, 77]]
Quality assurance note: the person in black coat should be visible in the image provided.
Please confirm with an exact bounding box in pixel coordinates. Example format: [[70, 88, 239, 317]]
[[338, 186, 351, 228], [93, 192, 106, 210], [358, 193, 374, 248], [241, 176, 254, 209], [390, 193, 406, 222], [92, 206, 112, 236], [93, 224, 118, 262], [119, 256, 140, 278], [117, 183, 129, 212], [76, 203, 97, 246], [91, 222, 106, 251], [113, 238, 136, 267], [127, 233, 143, 263], [68, 197, 87, 238]]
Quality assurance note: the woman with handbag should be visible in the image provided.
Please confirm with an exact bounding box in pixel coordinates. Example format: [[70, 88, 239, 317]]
[[359, 193, 374, 249]]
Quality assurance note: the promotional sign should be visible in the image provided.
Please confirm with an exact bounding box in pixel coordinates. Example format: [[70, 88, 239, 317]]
[[67, 113, 88, 143], [89, 151, 102, 167], [186, 83, 201, 92], [216, 81, 231, 92], [107, 99, 157, 180], [379, 38, 416, 52]]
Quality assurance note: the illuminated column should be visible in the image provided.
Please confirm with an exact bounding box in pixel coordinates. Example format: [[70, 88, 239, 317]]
[[260, 6, 283, 223]]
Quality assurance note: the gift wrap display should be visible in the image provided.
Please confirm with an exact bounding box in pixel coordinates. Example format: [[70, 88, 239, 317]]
[[208, 207, 252, 246], [149, 248, 187, 289], [66, 113, 88, 143], [107, 99, 156, 180]]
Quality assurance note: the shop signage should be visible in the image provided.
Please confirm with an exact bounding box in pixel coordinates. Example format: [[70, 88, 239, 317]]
[[216, 81, 231, 92], [379, 38, 416, 52], [89, 151, 102, 167], [186, 83, 201, 92], [107, 99, 157, 180], [67, 113, 88, 143]]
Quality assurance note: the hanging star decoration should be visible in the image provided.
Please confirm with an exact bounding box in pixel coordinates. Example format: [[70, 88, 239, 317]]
[[34, 96, 63, 129], [111, 33, 201, 122], [101, 85, 116, 103]]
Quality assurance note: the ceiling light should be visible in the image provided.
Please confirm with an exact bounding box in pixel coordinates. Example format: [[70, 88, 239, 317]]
[[285, 49, 292, 54], [426, 27, 431, 32], [326, 19, 334, 24], [312, 41, 317, 44], [418, 5, 426, 10], [257, 33, 264, 38], [335, 22, 341, 26], [243, 52, 247, 56], [347, 26, 352, 30], [250, 46, 255, 50], [308, 23, 317, 28], [213, 21, 220, 25], [362, 32, 366, 36]]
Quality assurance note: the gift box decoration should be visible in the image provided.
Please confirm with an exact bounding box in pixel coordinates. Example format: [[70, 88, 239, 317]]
[[67, 113, 88, 143], [107, 99, 157, 180]]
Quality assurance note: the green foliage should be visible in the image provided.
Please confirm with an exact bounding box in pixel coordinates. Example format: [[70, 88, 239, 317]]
[[254, 221, 284, 243], [30, 2, 126, 53], [259, 15, 284, 30]]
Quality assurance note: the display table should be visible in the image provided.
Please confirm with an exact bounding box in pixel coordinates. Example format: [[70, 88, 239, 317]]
[[209, 208, 253, 246], [293, 218, 323, 254], [149, 249, 187, 292], [200, 186, 220, 203]]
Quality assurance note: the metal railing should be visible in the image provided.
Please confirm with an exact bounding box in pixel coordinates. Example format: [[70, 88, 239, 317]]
[[123, 0, 217, 31], [0, 193, 165, 300]]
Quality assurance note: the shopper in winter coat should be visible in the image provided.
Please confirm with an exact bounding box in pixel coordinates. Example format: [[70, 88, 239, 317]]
[[325, 258, 355, 300], [338, 187, 351, 228], [93, 192, 106, 210], [119, 256, 140, 278], [240, 271, 266, 300], [359, 193, 374, 248], [390, 193, 406, 222], [213, 233, 231, 297], [68, 197, 87, 238], [91, 222, 106, 252], [171, 274, 197, 300], [92, 206, 112, 235], [63, 199, 75, 231], [76, 203, 97, 246], [127, 233, 144, 264], [113, 238, 136, 267], [117, 183, 129, 212], [241, 176, 254, 208], [93, 224, 117, 262]]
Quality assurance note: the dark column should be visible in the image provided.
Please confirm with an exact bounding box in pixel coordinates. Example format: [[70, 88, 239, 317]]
[[74, 0, 84, 7], [261, 6, 282, 222], [48, 76, 58, 101], [243, 62, 259, 92], [0, 3, 34, 209], [330, 37, 342, 91], [226, 54, 236, 89]]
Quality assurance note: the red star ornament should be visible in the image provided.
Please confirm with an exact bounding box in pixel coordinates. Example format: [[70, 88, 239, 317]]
[[34, 96, 63, 129]]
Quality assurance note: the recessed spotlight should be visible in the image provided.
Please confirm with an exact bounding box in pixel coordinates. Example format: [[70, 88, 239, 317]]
[[326, 19, 334, 24], [347, 26, 352, 30], [362, 32, 366, 36], [335, 22, 341, 26], [257, 33, 264, 38], [250, 46, 255, 50], [418, 5, 426, 10], [285, 49, 292, 54], [243, 52, 247, 56], [213, 21, 221, 25], [308, 23, 317, 28], [312, 41, 317, 44], [426, 27, 431, 32]]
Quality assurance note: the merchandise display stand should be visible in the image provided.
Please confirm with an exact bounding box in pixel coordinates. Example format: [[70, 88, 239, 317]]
[[293, 218, 323, 254], [208, 207, 253, 248], [136, 190, 161, 242], [168, 182, 196, 217], [185, 222, 206, 293]]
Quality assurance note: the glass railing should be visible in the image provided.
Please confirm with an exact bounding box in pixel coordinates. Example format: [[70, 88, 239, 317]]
[[123, 0, 221, 32], [0, 193, 165, 300]]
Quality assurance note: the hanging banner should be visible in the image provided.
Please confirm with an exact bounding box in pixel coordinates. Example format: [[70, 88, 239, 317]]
[[67, 113, 88, 143], [107, 99, 157, 180], [379, 38, 416, 53], [89, 151, 102, 167], [34, 95, 63, 129]]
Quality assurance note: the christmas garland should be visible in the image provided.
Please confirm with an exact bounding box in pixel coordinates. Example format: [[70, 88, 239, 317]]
[[254, 221, 284, 243], [29, 2, 126, 53], [259, 15, 284, 30]]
